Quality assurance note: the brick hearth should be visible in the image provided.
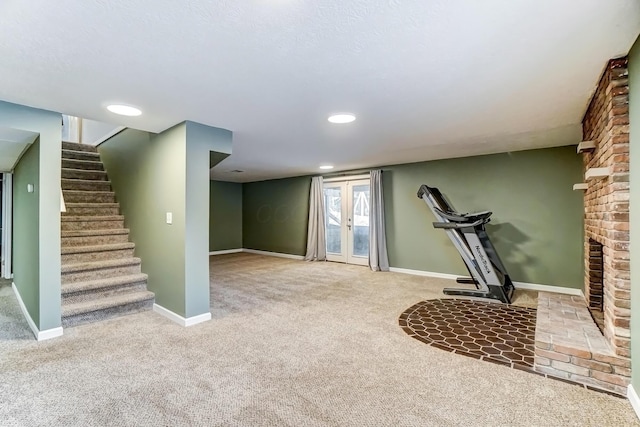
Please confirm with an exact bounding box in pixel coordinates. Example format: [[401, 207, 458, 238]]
[[535, 293, 630, 395]]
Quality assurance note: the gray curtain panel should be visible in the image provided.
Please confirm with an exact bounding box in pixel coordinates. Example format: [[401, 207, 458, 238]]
[[369, 170, 389, 271], [304, 176, 327, 261]]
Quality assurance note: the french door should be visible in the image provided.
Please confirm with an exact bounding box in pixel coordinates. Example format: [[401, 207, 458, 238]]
[[324, 179, 370, 266]]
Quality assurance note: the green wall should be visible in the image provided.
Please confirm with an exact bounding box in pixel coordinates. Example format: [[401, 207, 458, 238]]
[[628, 36, 640, 396], [100, 127, 187, 316], [210, 181, 243, 251], [243, 176, 311, 256], [0, 101, 61, 331], [12, 138, 40, 324], [99, 123, 231, 318], [383, 146, 584, 288], [241, 146, 584, 288]]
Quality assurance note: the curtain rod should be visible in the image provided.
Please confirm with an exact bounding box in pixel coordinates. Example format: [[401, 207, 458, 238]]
[[321, 169, 372, 177]]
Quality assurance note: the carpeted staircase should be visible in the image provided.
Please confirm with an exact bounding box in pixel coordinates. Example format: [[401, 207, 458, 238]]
[[61, 141, 154, 327]]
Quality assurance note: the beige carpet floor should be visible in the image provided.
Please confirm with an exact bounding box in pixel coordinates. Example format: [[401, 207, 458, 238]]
[[0, 253, 637, 426]]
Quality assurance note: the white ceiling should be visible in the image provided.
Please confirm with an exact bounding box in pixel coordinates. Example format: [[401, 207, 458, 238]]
[[0, 1, 638, 182]]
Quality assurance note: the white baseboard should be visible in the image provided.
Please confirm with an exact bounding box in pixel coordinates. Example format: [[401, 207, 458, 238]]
[[209, 249, 243, 255], [37, 326, 64, 341], [153, 303, 212, 327], [389, 267, 459, 280], [628, 384, 640, 420], [242, 248, 304, 260], [12, 283, 63, 341], [388, 267, 584, 296], [512, 281, 584, 297]]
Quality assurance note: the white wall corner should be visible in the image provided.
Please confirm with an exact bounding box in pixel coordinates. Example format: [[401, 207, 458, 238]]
[[629, 384, 640, 421], [12, 283, 63, 341], [153, 303, 211, 327], [209, 249, 243, 255]]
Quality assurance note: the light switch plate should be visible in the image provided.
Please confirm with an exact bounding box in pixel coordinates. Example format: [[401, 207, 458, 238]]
[[166, 212, 172, 224]]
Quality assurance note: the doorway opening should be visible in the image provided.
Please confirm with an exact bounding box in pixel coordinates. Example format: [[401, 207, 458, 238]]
[[323, 176, 370, 266]]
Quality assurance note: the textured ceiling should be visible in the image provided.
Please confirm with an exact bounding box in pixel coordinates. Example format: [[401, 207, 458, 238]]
[[0, 1, 639, 182]]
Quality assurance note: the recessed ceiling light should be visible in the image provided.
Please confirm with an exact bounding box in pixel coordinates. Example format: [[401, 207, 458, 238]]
[[319, 165, 334, 170], [107, 104, 142, 116], [328, 113, 356, 124]]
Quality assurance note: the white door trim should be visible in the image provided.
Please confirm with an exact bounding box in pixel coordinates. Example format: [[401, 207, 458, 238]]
[[2, 173, 12, 279]]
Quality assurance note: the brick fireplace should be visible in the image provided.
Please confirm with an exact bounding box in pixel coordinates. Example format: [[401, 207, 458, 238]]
[[534, 57, 631, 395], [582, 57, 630, 358]]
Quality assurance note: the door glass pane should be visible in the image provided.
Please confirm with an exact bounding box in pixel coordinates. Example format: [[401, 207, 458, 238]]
[[324, 187, 342, 254], [352, 184, 369, 257]]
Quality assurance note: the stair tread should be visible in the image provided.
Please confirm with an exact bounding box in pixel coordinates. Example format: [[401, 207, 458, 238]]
[[62, 141, 98, 149], [62, 148, 100, 156], [65, 203, 119, 207], [61, 242, 135, 255], [62, 273, 148, 295], [62, 290, 154, 317], [61, 215, 124, 222], [61, 257, 141, 273], [62, 167, 107, 174], [62, 228, 129, 237], [62, 177, 110, 182], [62, 158, 103, 165], [63, 189, 115, 195]]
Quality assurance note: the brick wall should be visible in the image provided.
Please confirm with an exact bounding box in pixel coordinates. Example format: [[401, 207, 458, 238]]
[[581, 57, 630, 358]]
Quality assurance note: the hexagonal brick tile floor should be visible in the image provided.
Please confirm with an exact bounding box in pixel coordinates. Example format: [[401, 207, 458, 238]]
[[399, 299, 536, 370]]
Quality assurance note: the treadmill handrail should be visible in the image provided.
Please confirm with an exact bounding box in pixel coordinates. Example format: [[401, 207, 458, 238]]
[[434, 208, 492, 224], [433, 219, 484, 229], [434, 207, 491, 223]]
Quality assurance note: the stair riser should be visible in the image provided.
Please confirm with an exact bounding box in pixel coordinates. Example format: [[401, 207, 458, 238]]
[[62, 150, 101, 162], [62, 169, 108, 181], [61, 220, 124, 231], [63, 192, 116, 203], [62, 181, 111, 192], [62, 234, 129, 247], [62, 264, 142, 284], [63, 206, 120, 216], [62, 142, 98, 153], [62, 248, 135, 264], [61, 298, 154, 328], [62, 159, 104, 171], [63, 282, 148, 305]]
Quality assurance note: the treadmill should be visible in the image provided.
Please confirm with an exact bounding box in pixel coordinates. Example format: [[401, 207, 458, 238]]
[[417, 185, 515, 304]]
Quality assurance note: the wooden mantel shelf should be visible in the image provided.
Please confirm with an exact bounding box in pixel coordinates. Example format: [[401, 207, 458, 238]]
[[577, 141, 596, 154], [585, 167, 611, 181]]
